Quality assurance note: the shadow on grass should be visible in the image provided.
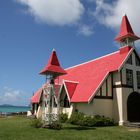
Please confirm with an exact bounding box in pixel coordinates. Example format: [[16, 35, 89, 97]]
[[63, 126, 96, 131]]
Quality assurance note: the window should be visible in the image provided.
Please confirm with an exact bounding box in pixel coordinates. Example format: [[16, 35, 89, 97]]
[[126, 69, 133, 86], [135, 55, 140, 66], [126, 55, 132, 65], [137, 71, 140, 88]]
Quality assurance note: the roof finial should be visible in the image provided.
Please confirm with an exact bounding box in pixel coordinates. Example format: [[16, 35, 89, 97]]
[[52, 48, 56, 52]]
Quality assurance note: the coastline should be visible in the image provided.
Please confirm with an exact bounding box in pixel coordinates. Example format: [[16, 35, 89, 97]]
[[0, 111, 27, 116], [0, 105, 30, 117]]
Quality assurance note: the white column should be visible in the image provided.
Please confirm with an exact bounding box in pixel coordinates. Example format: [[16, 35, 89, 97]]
[[116, 88, 124, 125]]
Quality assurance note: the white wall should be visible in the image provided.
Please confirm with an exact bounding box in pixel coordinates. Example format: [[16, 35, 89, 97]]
[[36, 105, 43, 119], [75, 99, 113, 118], [60, 104, 74, 118]]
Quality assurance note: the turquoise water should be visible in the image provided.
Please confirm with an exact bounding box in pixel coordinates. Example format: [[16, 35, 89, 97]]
[[0, 106, 30, 113]]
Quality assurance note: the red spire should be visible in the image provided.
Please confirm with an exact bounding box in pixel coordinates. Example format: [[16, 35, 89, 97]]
[[47, 49, 60, 66], [40, 49, 67, 77], [115, 15, 140, 42]]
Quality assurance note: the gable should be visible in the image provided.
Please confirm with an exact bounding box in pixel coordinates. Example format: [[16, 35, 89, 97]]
[[59, 81, 78, 102], [123, 49, 140, 68], [64, 81, 78, 99], [120, 48, 140, 91]]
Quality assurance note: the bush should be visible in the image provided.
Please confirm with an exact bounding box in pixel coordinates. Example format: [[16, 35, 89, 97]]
[[81, 116, 95, 127], [93, 116, 115, 126], [49, 121, 62, 130], [68, 112, 115, 127], [68, 112, 85, 125], [30, 118, 62, 130], [59, 113, 68, 123], [30, 118, 43, 128]]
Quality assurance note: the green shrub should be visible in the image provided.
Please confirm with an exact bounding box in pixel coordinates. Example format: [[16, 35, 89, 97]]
[[49, 121, 62, 130], [68, 113, 115, 127], [81, 116, 95, 127], [59, 113, 68, 123], [30, 118, 43, 128], [68, 112, 85, 125], [93, 116, 115, 126]]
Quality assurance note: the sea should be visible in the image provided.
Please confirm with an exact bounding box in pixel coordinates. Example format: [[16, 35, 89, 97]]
[[0, 105, 30, 114]]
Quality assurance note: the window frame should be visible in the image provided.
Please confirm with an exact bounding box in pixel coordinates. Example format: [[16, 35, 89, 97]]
[[126, 69, 133, 86], [136, 71, 140, 88]]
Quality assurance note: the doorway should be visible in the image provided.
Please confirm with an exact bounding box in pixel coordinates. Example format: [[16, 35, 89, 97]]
[[127, 92, 140, 122]]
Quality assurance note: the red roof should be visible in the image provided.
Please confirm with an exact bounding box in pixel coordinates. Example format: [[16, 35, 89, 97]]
[[115, 15, 140, 42], [31, 87, 43, 103], [64, 81, 78, 100], [59, 46, 133, 103], [40, 50, 67, 77]]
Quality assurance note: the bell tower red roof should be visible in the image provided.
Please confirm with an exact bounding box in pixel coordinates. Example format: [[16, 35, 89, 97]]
[[47, 49, 60, 66], [40, 49, 67, 77], [115, 15, 140, 42]]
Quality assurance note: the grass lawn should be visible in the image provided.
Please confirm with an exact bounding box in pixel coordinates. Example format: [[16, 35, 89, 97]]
[[0, 116, 140, 140]]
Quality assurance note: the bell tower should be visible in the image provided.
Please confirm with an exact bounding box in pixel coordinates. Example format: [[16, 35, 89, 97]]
[[40, 49, 67, 125], [115, 15, 140, 47]]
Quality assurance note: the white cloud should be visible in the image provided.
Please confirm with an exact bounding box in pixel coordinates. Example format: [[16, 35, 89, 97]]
[[78, 24, 94, 36], [0, 87, 28, 106], [92, 0, 140, 36], [16, 0, 140, 38], [3, 91, 21, 101], [16, 0, 84, 26]]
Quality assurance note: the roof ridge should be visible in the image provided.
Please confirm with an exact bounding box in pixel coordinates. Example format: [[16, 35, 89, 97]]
[[63, 80, 79, 83], [66, 50, 119, 70]]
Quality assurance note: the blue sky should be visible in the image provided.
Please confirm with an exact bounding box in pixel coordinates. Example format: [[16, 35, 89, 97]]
[[0, 0, 140, 106]]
